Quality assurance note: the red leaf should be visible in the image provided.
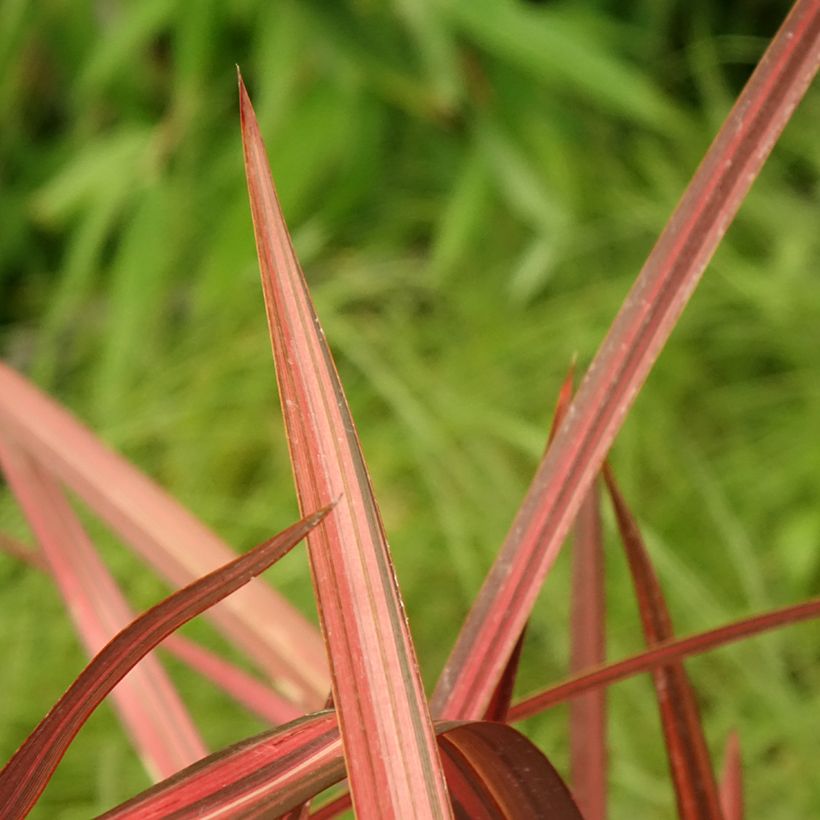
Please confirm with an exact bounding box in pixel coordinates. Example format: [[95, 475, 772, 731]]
[[0, 505, 331, 819], [510, 597, 820, 720], [430, 0, 820, 721], [0, 436, 207, 779], [719, 731, 744, 820], [0, 362, 328, 708], [239, 73, 451, 819], [604, 466, 722, 819], [569, 479, 607, 820], [483, 363, 576, 723]]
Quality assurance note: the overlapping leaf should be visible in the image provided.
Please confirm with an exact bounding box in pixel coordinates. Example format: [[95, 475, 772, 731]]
[[0, 505, 330, 818], [0, 536, 300, 727], [510, 596, 820, 720], [0, 363, 328, 708], [0, 435, 206, 779], [604, 466, 722, 819], [102, 715, 581, 820]]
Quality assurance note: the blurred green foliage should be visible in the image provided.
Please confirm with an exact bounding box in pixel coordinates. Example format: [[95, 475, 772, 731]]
[[1, 0, 818, 816]]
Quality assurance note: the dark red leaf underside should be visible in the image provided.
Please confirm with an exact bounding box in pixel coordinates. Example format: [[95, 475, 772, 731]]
[[569, 479, 607, 820], [438, 721, 582, 820], [510, 596, 820, 720], [0, 506, 330, 819], [239, 73, 451, 819], [430, 0, 820, 722], [604, 467, 722, 819], [719, 731, 744, 820]]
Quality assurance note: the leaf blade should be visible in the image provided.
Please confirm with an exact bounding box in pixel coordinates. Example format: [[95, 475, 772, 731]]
[[604, 466, 722, 819], [239, 74, 451, 819], [510, 597, 820, 720], [431, 0, 820, 721], [0, 435, 207, 779]]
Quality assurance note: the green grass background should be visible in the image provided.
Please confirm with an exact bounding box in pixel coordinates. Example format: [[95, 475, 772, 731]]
[[1, 0, 819, 816]]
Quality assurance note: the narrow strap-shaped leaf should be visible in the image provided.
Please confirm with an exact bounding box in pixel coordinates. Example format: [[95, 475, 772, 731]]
[[0, 362, 327, 707], [431, 0, 820, 720], [604, 466, 722, 819], [569, 479, 607, 820], [99, 711, 344, 820], [0, 435, 207, 778], [510, 596, 820, 720], [0, 504, 331, 819], [719, 731, 744, 820], [483, 364, 576, 723], [0, 536, 302, 727], [239, 74, 451, 819]]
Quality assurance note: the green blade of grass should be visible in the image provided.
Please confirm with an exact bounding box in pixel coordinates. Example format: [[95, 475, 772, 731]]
[[431, 0, 820, 721], [0, 504, 332, 818], [0, 362, 328, 708], [239, 73, 452, 819], [510, 596, 820, 721], [604, 466, 722, 819]]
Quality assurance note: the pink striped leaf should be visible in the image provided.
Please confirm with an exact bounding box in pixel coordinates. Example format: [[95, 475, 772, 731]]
[[431, 0, 820, 721], [569, 478, 607, 820], [0, 504, 331, 819], [510, 597, 820, 721], [239, 73, 451, 819], [0, 362, 327, 708], [0, 435, 207, 779], [102, 715, 581, 820], [604, 466, 722, 819]]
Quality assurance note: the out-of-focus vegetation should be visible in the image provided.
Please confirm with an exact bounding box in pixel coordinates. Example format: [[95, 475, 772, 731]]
[[1, 1, 818, 816]]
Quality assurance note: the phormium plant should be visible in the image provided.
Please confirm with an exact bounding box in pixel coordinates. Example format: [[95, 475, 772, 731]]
[[0, 1, 818, 817]]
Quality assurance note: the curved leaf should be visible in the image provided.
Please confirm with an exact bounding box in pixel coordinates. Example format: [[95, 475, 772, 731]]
[[511, 597, 820, 720], [0, 505, 331, 819], [604, 466, 721, 819], [0, 436, 207, 779]]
